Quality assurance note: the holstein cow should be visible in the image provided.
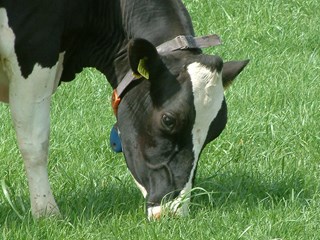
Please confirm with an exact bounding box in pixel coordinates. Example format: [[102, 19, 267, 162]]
[[0, 0, 249, 219]]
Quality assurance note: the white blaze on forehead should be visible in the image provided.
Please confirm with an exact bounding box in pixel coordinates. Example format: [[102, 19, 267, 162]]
[[187, 62, 224, 194], [189, 62, 224, 158]]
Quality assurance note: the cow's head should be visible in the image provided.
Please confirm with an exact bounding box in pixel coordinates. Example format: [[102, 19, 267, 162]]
[[117, 38, 248, 219]]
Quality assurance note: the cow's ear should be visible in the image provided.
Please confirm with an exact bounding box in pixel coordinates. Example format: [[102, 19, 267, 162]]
[[128, 38, 165, 80], [222, 60, 250, 89]]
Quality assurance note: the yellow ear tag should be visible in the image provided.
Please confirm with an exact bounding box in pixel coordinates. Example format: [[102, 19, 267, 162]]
[[137, 58, 149, 80], [132, 72, 142, 79]]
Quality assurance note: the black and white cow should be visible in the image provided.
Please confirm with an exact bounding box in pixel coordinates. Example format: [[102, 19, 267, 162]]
[[0, 0, 248, 219]]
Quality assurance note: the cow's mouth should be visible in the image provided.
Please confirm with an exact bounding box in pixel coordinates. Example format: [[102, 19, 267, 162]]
[[147, 187, 191, 220], [131, 166, 192, 220]]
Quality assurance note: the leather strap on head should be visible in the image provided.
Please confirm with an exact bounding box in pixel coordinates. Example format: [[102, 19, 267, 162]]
[[156, 34, 221, 53]]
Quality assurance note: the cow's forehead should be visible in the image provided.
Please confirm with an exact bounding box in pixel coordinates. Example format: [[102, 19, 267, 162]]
[[188, 61, 224, 159]]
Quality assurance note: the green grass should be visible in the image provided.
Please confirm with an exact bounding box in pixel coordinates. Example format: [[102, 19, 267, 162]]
[[1, 0, 319, 239]]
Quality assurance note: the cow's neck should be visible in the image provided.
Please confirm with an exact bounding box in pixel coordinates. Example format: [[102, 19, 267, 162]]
[[120, 0, 194, 44], [61, 0, 194, 90]]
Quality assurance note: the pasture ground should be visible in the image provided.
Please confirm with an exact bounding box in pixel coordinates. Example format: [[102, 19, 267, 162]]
[[0, 0, 319, 239]]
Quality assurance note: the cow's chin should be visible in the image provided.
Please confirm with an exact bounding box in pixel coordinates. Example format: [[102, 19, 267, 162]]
[[130, 162, 194, 220], [147, 185, 192, 220], [132, 177, 190, 220]]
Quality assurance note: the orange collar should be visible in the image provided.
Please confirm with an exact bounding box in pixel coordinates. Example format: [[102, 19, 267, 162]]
[[111, 89, 121, 116]]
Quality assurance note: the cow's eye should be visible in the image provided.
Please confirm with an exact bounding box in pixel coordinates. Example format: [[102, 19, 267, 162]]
[[161, 113, 176, 131]]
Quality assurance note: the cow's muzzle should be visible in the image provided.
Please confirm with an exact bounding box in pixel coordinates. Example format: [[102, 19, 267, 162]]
[[147, 192, 191, 220]]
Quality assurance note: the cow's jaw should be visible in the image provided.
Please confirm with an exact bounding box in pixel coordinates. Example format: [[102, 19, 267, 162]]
[[147, 62, 224, 220]]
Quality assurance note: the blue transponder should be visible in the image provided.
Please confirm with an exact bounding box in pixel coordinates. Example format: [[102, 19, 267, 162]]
[[110, 125, 122, 153]]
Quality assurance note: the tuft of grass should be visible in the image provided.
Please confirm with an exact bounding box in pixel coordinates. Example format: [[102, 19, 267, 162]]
[[1, 0, 319, 239]]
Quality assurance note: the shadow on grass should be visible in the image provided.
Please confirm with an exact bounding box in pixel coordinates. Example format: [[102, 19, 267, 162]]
[[1, 170, 317, 224], [60, 169, 317, 221], [0, 178, 145, 224], [192, 170, 316, 211], [57, 178, 145, 222]]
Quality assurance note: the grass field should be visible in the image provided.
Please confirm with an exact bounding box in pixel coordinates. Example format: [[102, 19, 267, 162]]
[[0, 0, 319, 239]]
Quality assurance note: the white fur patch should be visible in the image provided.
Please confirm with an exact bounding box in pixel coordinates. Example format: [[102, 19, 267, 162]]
[[8, 61, 63, 216], [0, 8, 15, 102], [133, 178, 147, 198], [0, 8, 15, 61]]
